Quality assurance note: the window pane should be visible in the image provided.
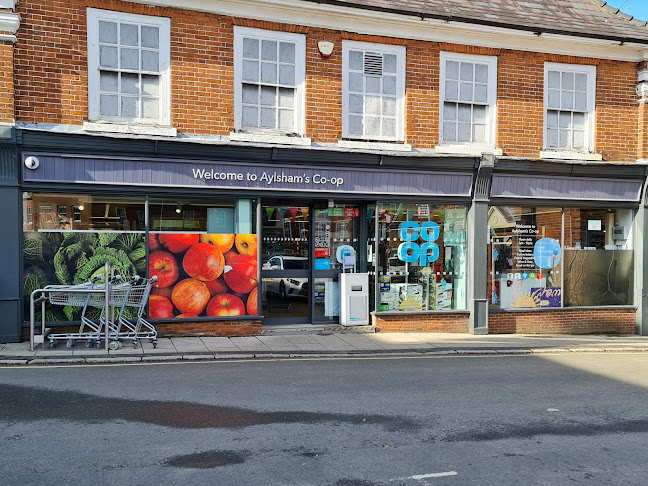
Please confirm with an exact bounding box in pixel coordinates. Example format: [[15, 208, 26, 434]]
[[547, 89, 560, 109], [100, 71, 118, 92], [278, 88, 294, 109], [561, 90, 573, 110], [548, 70, 560, 89], [349, 94, 363, 114], [458, 104, 471, 122], [142, 97, 159, 119], [243, 38, 259, 59], [574, 92, 587, 111], [349, 50, 363, 71], [383, 97, 396, 116], [278, 109, 293, 130], [383, 75, 396, 95], [121, 96, 138, 118], [473, 124, 486, 143], [278, 64, 295, 86], [573, 112, 586, 130], [100, 46, 118, 68], [261, 40, 277, 61], [141, 50, 159, 72], [120, 48, 139, 70], [260, 107, 276, 128], [446, 61, 459, 80], [383, 54, 397, 73], [242, 106, 258, 127], [458, 123, 471, 142], [141, 74, 159, 96], [260, 86, 276, 106], [121, 72, 139, 94], [348, 115, 363, 135], [561, 72, 574, 90], [100, 94, 118, 116], [365, 116, 380, 136], [383, 117, 396, 137], [547, 110, 558, 128], [559, 111, 571, 129], [366, 76, 381, 94], [99, 21, 118, 44], [473, 105, 486, 123], [559, 129, 569, 147], [242, 60, 259, 82], [279, 42, 295, 63], [575, 73, 588, 91], [445, 81, 458, 100], [261, 62, 277, 83], [120, 23, 139, 46], [474, 84, 487, 103], [573, 130, 585, 149], [474, 63, 488, 83], [547, 128, 558, 147], [242, 83, 258, 104], [459, 82, 473, 102], [349, 72, 364, 92], [460, 62, 473, 81], [443, 121, 456, 142], [365, 95, 381, 115], [443, 102, 457, 122], [141, 26, 159, 49]]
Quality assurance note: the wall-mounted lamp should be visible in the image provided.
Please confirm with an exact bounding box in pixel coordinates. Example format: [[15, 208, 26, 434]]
[[175, 204, 182, 214], [78, 205, 84, 211], [318, 41, 334, 60]]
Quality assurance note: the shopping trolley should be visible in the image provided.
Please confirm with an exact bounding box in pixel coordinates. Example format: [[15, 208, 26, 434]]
[[112, 275, 158, 349]]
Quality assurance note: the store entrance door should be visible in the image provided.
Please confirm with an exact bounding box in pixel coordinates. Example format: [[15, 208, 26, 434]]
[[260, 201, 364, 326]]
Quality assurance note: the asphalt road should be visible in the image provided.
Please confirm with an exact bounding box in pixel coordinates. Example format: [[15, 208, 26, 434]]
[[1, 353, 647, 485]]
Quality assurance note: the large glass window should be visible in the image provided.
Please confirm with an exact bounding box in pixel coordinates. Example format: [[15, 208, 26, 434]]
[[376, 203, 467, 311], [488, 206, 634, 309]]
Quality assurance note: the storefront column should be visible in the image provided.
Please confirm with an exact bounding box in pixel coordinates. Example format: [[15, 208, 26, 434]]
[[468, 154, 493, 334], [636, 185, 648, 336], [0, 137, 21, 342]]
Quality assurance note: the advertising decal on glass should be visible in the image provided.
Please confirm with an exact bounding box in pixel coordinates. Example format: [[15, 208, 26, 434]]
[[148, 233, 259, 318]]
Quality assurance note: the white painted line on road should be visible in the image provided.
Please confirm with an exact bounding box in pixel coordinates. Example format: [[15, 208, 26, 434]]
[[389, 471, 458, 482]]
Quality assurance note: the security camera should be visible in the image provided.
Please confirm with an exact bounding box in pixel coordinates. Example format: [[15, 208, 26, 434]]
[[24, 156, 40, 170]]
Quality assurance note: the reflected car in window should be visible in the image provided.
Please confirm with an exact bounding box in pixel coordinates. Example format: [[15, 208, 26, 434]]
[[262, 256, 308, 298]]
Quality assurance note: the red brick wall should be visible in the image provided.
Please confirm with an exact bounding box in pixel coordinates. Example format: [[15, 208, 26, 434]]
[[156, 319, 261, 337], [373, 313, 469, 333], [13, 0, 643, 161], [489, 309, 636, 334], [0, 41, 14, 123]]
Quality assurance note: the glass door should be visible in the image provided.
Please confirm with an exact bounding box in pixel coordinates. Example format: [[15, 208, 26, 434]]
[[260, 204, 310, 324], [312, 202, 363, 324]]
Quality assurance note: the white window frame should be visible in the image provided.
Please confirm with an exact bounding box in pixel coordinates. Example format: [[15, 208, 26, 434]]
[[543, 62, 597, 158], [438, 52, 498, 153], [341, 40, 406, 142], [87, 8, 171, 127], [233, 27, 306, 137]]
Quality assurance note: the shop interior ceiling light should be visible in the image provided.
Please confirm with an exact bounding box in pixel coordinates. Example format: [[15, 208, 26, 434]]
[[176, 204, 182, 214]]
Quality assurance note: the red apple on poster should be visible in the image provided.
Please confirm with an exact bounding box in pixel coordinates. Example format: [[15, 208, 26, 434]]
[[149, 295, 174, 319], [171, 278, 211, 315], [223, 254, 258, 294], [224, 249, 238, 263], [151, 286, 173, 300], [235, 234, 257, 256], [176, 313, 198, 318], [149, 250, 179, 288], [183, 242, 225, 281], [149, 233, 161, 250], [246, 287, 258, 315], [206, 293, 246, 317], [205, 277, 229, 296], [200, 234, 235, 253], [159, 233, 199, 253]]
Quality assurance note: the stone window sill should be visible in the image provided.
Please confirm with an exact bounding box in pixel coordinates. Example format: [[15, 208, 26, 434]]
[[83, 121, 177, 137]]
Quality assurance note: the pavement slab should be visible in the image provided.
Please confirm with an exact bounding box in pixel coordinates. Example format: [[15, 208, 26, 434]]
[[201, 336, 248, 352], [229, 336, 272, 352], [256, 336, 301, 351], [169, 337, 209, 353]]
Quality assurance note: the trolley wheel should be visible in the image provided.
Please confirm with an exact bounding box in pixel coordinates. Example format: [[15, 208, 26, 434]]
[[85, 340, 94, 348], [48, 341, 56, 348], [66, 339, 75, 349], [133, 341, 139, 349], [108, 341, 120, 351], [152, 341, 158, 349]]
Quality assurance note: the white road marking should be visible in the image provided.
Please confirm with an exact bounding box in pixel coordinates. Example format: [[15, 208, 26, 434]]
[[389, 471, 458, 481]]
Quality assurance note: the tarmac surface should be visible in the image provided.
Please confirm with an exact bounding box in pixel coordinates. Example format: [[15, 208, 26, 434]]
[[2, 329, 648, 365]]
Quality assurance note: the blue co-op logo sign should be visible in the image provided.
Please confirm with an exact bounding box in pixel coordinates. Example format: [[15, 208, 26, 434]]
[[397, 221, 440, 266]]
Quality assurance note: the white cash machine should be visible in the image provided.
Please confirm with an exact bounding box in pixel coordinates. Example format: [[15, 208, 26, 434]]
[[338, 246, 369, 326]]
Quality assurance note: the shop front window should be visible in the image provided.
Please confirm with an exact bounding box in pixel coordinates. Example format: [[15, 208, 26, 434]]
[[488, 206, 562, 309], [376, 203, 467, 312]]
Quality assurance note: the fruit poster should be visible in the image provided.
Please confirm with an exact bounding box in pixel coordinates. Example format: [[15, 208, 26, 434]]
[[23, 231, 146, 322], [148, 233, 258, 318]]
